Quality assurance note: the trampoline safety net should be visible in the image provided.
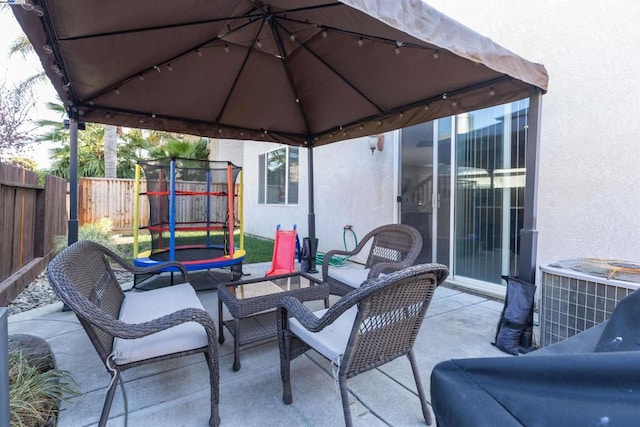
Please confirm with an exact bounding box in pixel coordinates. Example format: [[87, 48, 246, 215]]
[[138, 158, 242, 261]]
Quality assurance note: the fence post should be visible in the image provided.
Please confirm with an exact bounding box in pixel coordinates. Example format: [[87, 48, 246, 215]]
[[0, 308, 9, 427]]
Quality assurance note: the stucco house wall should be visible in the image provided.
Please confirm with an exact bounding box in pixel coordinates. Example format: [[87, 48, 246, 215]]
[[214, 134, 397, 264], [213, 139, 309, 244], [427, 0, 640, 270], [313, 134, 397, 261]]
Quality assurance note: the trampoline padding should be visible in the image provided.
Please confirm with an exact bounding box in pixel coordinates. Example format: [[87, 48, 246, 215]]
[[150, 247, 225, 263]]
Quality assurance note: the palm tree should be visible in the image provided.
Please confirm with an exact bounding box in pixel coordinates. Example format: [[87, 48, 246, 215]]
[[40, 102, 152, 179], [148, 136, 210, 160], [104, 125, 118, 178], [117, 128, 153, 178], [47, 121, 105, 179], [146, 136, 211, 181], [35, 102, 69, 141], [7, 34, 47, 94]]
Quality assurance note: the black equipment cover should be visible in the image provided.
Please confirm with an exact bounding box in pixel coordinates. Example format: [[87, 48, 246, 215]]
[[432, 289, 640, 426], [493, 275, 536, 354]]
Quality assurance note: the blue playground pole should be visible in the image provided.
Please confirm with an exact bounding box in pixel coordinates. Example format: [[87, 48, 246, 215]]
[[169, 159, 176, 261]]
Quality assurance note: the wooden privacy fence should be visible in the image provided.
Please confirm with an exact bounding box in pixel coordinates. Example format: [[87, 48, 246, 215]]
[[79, 177, 148, 231], [78, 177, 240, 232], [0, 163, 67, 306]]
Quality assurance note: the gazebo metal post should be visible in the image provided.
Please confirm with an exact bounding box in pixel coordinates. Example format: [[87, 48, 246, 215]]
[[518, 87, 543, 285], [68, 116, 79, 245], [307, 146, 318, 273]]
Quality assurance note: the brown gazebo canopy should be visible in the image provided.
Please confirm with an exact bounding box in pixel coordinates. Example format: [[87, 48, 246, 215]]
[[12, 0, 548, 280], [13, 0, 547, 146]]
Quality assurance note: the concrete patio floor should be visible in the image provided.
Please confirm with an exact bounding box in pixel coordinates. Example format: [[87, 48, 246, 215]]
[[8, 262, 510, 426]]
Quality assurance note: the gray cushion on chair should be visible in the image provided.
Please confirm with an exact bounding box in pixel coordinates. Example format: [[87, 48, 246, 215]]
[[327, 268, 370, 289], [288, 306, 357, 361], [113, 283, 208, 364]]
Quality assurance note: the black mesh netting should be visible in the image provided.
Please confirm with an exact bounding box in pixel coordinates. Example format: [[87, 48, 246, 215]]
[[138, 158, 241, 260]]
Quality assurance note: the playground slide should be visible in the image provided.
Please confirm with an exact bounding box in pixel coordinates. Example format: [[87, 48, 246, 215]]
[[265, 225, 297, 276]]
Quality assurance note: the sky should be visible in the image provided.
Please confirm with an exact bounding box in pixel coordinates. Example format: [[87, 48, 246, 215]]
[[1, 6, 60, 168]]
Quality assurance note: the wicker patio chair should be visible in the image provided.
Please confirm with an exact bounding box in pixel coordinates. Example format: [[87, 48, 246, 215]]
[[322, 223, 423, 297], [278, 263, 449, 426], [46, 240, 219, 427]]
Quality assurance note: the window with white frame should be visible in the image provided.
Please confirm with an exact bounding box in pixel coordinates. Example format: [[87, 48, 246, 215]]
[[258, 146, 299, 204]]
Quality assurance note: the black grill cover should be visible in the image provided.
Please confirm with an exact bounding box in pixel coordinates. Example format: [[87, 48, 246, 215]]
[[432, 289, 640, 426]]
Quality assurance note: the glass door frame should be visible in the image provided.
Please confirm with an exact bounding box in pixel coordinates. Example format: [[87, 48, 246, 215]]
[[398, 98, 532, 299], [444, 105, 518, 298]]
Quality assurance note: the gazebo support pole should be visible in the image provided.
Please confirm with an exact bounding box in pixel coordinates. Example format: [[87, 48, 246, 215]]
[[518, 87, 543, 285], [68, 116, 79, 245], [307, 146, 318, 273]]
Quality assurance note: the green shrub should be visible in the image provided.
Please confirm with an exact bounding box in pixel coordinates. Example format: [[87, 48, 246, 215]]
[[9, 352, 78, 427], [53, 218, 119, 256]]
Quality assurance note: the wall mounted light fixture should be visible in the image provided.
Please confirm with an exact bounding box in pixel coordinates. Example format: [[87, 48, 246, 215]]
[[368, 134, 384, 154]]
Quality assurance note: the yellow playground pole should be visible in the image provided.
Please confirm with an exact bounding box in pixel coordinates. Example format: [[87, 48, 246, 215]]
[[133, 164, 141, 258], [239, 169, 244, 251], [226, 164, 234, 257]]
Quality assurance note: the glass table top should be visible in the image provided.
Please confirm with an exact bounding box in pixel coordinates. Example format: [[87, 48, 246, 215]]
[[226, 274, 321, 300]]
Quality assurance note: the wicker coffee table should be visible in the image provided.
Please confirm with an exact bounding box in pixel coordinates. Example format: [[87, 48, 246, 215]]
[[217, 272, 329, 371]]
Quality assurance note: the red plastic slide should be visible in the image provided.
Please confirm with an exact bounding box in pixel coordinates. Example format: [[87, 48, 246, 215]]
[[265, 225, 297, 276]]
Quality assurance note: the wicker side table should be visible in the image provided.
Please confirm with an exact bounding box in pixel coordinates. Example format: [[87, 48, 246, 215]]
[[217, 272, 329, 371]]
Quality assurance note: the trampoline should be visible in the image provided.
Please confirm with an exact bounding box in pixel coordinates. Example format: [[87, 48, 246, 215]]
[[133, 157, 245, 273]]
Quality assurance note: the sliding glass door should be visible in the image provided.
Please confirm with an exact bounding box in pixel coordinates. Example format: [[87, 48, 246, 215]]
[[400, 99, 529, 286], [453, 100, 529, 284]]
